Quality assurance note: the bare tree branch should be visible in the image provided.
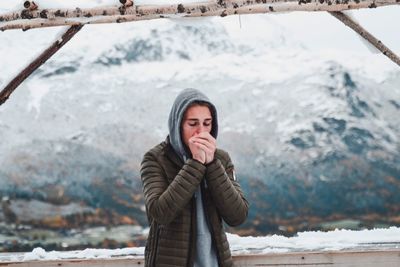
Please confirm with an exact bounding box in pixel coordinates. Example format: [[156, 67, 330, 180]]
[[0, 0, 398, 31], [0, 25, 83, 106], [329, 11, 400, 67]]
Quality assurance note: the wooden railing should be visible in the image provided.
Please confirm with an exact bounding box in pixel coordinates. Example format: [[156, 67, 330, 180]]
[[1, 248, 399, 266]]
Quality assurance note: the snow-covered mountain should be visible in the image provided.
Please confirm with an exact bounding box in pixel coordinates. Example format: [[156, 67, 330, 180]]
[[0, 9, 399, 238]]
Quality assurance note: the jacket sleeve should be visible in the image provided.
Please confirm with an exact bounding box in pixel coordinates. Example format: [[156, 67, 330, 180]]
[[140, 151, 206, 225], [205, 153, 249, 226]]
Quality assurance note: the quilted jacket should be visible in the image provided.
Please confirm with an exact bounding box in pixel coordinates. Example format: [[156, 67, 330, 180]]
[[140, 138, 248, 267]]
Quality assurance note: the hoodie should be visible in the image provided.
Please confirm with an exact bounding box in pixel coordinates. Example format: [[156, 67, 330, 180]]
[[168, 88, 218, 161], [168, 88, 219, 267]]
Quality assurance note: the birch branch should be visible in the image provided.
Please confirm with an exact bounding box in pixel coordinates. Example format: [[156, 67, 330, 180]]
[[0, 0, 399, 31], [0, 25, 83, 106], [329, 11, 400, 67]]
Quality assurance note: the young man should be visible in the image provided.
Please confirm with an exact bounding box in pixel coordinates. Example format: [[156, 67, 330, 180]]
[[140, 88, 248, 267]]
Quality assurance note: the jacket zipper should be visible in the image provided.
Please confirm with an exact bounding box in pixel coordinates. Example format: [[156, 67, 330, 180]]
[[187, 199, 195, 267]]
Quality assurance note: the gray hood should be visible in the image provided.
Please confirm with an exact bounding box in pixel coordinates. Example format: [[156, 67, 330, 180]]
[[168, 88, 218, 161]]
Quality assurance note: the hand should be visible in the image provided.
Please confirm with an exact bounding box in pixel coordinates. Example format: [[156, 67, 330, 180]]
[[188, 137, 206, 164], [189, 132, 216, 164]]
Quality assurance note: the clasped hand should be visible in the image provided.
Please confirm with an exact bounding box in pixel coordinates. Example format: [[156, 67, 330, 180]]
[[188, 132, 216, 164]]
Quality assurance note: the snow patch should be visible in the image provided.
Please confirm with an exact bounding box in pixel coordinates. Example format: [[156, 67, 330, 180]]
[[4, 227, 398, 262], [228, 227, 400, 254], [21, 247, 144, 261]]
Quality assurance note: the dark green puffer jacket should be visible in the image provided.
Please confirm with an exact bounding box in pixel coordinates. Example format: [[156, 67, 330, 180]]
[[140, 138, 249, 267]]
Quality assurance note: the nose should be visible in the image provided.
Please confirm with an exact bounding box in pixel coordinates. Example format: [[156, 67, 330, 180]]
[[195, 125, 206, 135]]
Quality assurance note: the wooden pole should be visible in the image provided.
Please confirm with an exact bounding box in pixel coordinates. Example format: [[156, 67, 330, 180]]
[[0, 0, 399, 31], [0, 25, 83, 106], [329, 11, 400, 67]]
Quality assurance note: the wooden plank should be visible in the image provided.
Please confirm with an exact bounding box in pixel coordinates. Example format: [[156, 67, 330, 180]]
[[233, 249, 400, 267], [1, 249, 399, 267], [0, 257, 144, 267]]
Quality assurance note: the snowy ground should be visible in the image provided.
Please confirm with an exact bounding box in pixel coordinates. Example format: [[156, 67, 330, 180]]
[[0, 227, 399, 262]]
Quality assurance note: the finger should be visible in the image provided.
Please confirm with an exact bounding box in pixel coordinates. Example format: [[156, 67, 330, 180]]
[[189, 137, 205, 147], [192, 136, 210, 144], [193, 142, 213, 155], [197, 132, 216, 145], [188, 139, 205, 151], [192, 137, 215, 150], [192, 132, 216, 145], [194, 143, 214, 163]]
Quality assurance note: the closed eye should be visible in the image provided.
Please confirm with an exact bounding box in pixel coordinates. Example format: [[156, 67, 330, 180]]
[[187, 119, 212, 127]]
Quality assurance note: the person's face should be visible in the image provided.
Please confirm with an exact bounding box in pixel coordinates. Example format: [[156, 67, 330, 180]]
[[182, 105, 212, 147]]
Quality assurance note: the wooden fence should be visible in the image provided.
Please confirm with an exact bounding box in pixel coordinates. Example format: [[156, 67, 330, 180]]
[[1, 248, 399, 267]]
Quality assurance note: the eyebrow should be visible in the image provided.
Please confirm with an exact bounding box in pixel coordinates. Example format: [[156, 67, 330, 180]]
[[186, 118, 212, 121]]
